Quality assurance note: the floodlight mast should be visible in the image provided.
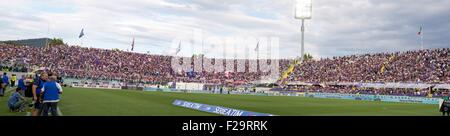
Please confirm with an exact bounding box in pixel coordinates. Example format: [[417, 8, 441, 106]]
[[294, 0, 312, 94], [301, 19, 305, 61], [295, 0, 312, 61]]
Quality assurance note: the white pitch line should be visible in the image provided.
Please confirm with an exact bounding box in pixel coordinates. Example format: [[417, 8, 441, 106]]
[[57, 107, 63, 116]]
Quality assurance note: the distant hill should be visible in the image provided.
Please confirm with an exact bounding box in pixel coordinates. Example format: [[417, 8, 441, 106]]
[[0, 38, 52, 48]]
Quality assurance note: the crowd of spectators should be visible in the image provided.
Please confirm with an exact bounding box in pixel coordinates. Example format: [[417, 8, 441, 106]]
[[285, 85, 448, 97], [0, 44, 448, 86], [291, 48, 449, 84]]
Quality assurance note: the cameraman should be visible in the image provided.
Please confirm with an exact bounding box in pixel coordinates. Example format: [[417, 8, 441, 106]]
[[56, 76, 64, 87], [443, 99, 450, 116], [440, 94, 450, 116]]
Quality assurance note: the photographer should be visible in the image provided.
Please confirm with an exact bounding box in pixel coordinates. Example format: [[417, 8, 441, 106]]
[[57, 76, 66, 87], [442, 102, 449, 116], [442, 96, 450, 116]]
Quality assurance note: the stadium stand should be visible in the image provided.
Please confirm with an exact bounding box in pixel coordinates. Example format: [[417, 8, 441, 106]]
[[290, 48, 448, 83], [0, 44, 448, 97]]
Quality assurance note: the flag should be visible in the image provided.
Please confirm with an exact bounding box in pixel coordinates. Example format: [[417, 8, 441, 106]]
[[280, 60, 298, 81], [254, 41, 259, 51], [79, 28, 84, 38], [175, 41, 181, 54], [417, 26, 422, 35], [380, 65, 385, 73], [131, 37, 135, 51], [380, 55, 395, 74]]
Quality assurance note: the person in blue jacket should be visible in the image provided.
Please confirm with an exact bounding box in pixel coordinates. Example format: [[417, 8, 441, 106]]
[[8, 88, 26, 112], [41, 75, 63, 116], [17, 75, 26, 92], [2, 73, 9, 87], [0, 77, 4, 97]]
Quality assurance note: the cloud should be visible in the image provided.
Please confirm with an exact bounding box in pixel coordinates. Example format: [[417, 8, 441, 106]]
[[0, 0, 449, 59]]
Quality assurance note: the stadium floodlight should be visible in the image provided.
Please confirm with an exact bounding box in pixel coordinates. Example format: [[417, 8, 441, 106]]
[[295, 0, 312, 19], [294, 0, 312, 61]]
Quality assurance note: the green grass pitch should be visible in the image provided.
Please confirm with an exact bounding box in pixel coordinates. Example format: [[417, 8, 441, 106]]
[[0, 87, 441, 116]]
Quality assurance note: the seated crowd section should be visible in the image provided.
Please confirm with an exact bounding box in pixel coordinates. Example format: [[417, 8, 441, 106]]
[[1, 44, 448, 97]]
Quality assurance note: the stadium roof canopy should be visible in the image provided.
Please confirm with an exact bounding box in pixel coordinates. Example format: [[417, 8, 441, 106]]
[[0, 38, 51, 48]]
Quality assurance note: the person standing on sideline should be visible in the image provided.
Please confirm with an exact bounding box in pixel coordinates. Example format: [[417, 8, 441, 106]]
[[41, 75, 63, 116], [0, 76, 4, 97], [2, 72, 9, 90], [17, 75, 26, 92], [32, 72, 48, 116], [24, 76, 34, 108], [10, 74, 17, 87]]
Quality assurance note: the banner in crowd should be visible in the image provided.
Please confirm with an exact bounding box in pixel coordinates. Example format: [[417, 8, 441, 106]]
[[143, 87, 176, 92], [172, 100, 275, 116], [121, 86, 143, 90], [71, 83, 121, 90], [229, 92, 269, 96], [307, 93, 442, 104]]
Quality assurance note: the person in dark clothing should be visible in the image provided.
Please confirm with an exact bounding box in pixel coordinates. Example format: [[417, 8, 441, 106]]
[[10, 74, 17, 87], [24, 78, 34, 108], [0, 78, 4, 97], [442, 101, 450, 116], [24, 80, 33, 98], [32, 72, 48, 116]]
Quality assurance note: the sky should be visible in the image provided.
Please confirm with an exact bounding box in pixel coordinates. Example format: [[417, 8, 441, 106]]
[[0, 0, 449, 59]]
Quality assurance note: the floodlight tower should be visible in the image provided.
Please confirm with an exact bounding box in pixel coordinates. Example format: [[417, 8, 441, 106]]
[[295, 0, 312, 60]]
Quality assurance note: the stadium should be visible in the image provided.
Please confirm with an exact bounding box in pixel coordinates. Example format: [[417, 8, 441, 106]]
[[0, 0, 449, 117], [0, 43, 447, 116]]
